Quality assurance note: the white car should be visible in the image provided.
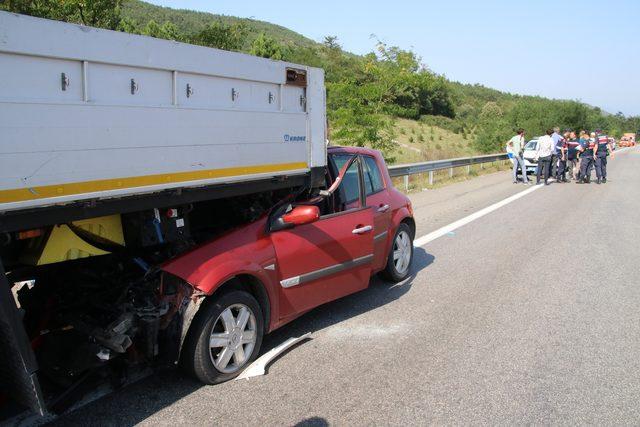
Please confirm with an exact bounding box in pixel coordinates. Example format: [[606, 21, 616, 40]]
[[522, 139, 540, 174]]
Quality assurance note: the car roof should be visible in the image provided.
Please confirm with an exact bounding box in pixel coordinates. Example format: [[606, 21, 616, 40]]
[[327, 145, 381, 157]]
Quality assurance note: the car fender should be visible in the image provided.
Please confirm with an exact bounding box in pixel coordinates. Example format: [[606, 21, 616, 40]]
[[196, 259, 275, 298], [162, 219, 280, 332], [387, 206, 414, 250], [391, 206, 414, 231]]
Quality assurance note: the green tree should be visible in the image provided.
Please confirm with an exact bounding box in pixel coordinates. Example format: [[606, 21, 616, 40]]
[[117, 16, 140, 34], [2, 0, 123, 29], [160, 21, 183, 41], [140, 20, 184, 41], [323, 36, 341, 50], [250, 33, 285, 60], [191, 21, 247, 51], [141, 19, 162, 38]]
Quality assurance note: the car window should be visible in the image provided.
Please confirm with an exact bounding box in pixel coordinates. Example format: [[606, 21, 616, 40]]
[[331, 154, 361, 207], [525, 140, 538, 150], [362, 156, 384, 195]]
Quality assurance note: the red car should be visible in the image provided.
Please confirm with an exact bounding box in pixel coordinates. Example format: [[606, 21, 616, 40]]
[[164, 146, 415, 383]]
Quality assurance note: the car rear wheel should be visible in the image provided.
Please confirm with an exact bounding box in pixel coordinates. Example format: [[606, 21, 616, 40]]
[[381, 222, 413, 282], [182, 290, 264, 384]]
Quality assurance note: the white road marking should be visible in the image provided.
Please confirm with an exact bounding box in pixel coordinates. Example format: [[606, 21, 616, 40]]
[[413, 183, 544, 247], [236, 332, 311, 380], [413, 146, 637, 248]]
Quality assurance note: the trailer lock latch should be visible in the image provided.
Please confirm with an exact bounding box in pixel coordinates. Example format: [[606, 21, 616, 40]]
[[61, 73, 70, 91]]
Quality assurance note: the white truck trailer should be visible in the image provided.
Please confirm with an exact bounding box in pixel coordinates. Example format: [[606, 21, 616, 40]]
[[0, 11, 326, 215], [0, 11, 327, 416]]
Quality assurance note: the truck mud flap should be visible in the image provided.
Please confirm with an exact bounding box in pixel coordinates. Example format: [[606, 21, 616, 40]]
[[0, 261, 45, 416]]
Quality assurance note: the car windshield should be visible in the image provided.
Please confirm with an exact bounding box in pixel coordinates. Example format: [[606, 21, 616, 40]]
[[524, 140, 538, 150]]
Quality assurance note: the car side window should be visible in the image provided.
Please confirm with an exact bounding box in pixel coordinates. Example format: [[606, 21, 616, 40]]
[[331, 154, 361, 210], [362, 156, 384, 195]]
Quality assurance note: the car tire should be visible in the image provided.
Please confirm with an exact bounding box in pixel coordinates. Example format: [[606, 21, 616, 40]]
[[381, 222, 413, 282], [181, 290, 264, 384]]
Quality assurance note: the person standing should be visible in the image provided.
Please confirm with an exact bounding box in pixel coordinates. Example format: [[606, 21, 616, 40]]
[[551, 127, 564, 178], [578, 132, 597, 183], [556, 131, 570, 182], [594, 130, 613, 184], [566, 131, 580, 181], [536, 129, 554, 185], [576, 131, 589, 183], [507, 128, 528, 184]]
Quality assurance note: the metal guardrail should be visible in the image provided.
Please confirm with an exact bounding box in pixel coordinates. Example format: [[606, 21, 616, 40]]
[[388, 153, 510, 190]]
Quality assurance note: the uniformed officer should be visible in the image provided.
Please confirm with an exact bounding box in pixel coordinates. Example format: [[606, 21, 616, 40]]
[[577, 132, 596, 184], [566, 131, 580, 182], [556, 131, 570, 182], [594, 131, 613, 184]]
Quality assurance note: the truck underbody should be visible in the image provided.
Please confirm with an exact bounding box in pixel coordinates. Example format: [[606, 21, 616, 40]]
[[0, 175, 322, 418]]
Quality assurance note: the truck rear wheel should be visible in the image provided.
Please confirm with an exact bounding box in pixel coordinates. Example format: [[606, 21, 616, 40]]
[[182, 290, 264, 384], [381, 223, 414, 282]]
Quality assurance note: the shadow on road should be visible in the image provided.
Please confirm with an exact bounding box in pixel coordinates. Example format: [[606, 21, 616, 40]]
[[50, 247, 434, 426], [261, 246, 434, 352], [294, 417, 330, 427]]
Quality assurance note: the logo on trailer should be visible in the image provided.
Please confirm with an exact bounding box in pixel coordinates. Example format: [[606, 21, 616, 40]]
[[284, 134, 306, 143]]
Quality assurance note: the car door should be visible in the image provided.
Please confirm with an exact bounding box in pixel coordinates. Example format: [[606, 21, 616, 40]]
[[361, 155, 393, 271], [271, 157, 374, 319]]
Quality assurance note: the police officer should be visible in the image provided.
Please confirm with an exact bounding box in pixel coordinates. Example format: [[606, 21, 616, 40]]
[[577, 132, 596, 184], [566, 131, 580, 181], [550, 127, 563, 178], [594, 130, 613, 184], [556, 131, 570, 182]]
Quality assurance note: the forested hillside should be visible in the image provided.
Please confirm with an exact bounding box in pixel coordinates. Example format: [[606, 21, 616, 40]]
[[3, 0, 638, 162]]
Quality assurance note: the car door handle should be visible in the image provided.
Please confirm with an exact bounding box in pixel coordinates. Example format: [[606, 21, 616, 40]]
[[377, 204, 390, 213], [352, 225, 373, 234]]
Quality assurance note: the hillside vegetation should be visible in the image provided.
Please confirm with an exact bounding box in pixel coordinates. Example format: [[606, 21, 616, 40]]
[[3, 0, 639, 164]]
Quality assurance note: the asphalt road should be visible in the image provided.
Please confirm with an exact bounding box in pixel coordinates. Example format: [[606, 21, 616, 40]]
[[53, 148, 640, 425]]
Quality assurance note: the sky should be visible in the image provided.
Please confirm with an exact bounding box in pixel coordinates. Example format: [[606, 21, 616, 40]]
[[146, 0, 640, 116]]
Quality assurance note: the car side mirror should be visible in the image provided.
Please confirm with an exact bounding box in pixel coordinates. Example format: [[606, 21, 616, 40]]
[[271, 205, 320, 232], [282, 205, 320, 226]]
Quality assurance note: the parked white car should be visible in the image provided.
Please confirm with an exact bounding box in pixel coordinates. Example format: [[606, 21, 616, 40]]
[[522, 139, 540, 174]]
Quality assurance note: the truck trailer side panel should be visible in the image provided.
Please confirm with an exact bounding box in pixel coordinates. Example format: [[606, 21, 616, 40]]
[[0, 12, 326, 213]]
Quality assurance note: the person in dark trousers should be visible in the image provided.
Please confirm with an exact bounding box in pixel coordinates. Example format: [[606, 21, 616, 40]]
[[536, 129, 554, 185], [550, 127, 563, 178], [577, 132, 597, 183], [556, 131, 570, 182], [576, 130, 589, 182], [566, 131, 580, 181], [594, 131, 613, 184]]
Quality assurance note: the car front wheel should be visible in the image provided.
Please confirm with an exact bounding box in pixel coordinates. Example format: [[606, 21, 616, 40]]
[[182, 290, 264, 384], [381, 222, 413, 282]]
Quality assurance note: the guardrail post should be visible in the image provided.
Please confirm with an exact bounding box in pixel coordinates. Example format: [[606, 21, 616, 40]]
[[429, 171, 433, 185], [466, 165, 470, 175], [403, 175, 409, 192], [449, 167, 453, 178], [480, 163, 484, 170]]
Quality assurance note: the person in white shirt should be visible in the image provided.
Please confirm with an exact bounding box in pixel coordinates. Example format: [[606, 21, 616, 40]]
[[507, 128, 529, 184], [535, 128, 555, 185]]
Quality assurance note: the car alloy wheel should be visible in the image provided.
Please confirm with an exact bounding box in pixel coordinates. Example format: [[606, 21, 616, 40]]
[[393, 229, 412, 276], [208, 303, 257, 374]]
